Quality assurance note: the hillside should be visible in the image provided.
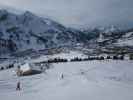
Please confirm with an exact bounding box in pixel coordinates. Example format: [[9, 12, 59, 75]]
[[0, 60, 133, 100], [0, 9, 133, 57], [0, 10, 88, 55]]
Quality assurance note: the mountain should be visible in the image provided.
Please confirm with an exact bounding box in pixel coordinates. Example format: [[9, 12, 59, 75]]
[[0, 9, 133, 56], [81, 25, 133, 46], [80, 26, 133, 55], [0, 9, 89, 55]]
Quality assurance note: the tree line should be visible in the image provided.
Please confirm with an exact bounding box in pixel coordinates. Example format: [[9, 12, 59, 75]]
[[1, 54, 133, 71], [41, 55, 133, 64]]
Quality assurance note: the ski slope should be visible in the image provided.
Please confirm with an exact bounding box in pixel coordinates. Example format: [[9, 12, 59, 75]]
[[0, 60, 133, 100]]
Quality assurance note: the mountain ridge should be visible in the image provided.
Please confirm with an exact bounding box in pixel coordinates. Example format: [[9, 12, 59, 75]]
[[0, 9, 133, 56], [0, 9, 89, 55]]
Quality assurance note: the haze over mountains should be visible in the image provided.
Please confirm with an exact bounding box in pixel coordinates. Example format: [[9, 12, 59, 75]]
[[0, 9, 133, 56]]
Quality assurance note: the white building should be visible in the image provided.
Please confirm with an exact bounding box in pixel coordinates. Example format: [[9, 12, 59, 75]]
[[16, 63, 48, 76]]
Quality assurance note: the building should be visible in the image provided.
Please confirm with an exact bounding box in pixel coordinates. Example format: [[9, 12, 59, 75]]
[[16, 63, 48, 76]]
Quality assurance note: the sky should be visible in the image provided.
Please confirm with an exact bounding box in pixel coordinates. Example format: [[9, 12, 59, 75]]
[[0, 0, 133, 28]]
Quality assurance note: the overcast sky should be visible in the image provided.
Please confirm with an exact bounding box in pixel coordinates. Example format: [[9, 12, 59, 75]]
[[0, 0, 133, 28]]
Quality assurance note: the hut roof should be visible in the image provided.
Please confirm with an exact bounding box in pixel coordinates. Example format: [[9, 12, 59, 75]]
[[20, 63, 31, 72]]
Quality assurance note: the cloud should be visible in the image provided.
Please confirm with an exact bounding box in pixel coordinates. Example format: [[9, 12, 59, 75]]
[[0, 0, 133, 28]]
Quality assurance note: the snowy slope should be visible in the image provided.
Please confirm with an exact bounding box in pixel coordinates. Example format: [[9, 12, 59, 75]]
[[27, 51, 87, 63], [0, 60, 133, 100], [114, 32, 133, 46]]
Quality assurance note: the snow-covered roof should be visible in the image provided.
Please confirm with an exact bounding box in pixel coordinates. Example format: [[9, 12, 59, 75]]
[[20, 63, 44, 72], [20, 63, 31, 72]]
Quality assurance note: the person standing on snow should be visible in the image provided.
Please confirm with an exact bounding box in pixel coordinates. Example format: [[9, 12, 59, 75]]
[[61, 73, 64, 79], [16, 81, 21, 91]]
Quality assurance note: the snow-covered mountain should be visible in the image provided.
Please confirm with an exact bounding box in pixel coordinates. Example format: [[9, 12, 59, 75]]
[[82, 25, 133, 45], [113, 31, 133, 46], [80, 26, 133, 55], [0, 9, 133, 56], [0, 9, 88, 55]]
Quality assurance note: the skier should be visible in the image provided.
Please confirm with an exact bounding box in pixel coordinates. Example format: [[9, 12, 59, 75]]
[[61, 73, 64, 79], [16, 81, 21, 91]]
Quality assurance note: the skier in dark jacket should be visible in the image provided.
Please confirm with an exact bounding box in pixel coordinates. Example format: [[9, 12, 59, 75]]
[[16, 81, 21, 91], [61, 73, 64, 79]]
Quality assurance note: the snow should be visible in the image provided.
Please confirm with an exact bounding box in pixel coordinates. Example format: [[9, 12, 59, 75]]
[[0, 60, 133, 100], [50, 51, 87, 60], [20, 63, 31, 72], [0, 9, 79, 53], [97, 33, 104, 42], [123, 32, 133, 38], [114, 32, 133, 46], [115, 39, 133, 46], [29, 51, 87, 63]]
